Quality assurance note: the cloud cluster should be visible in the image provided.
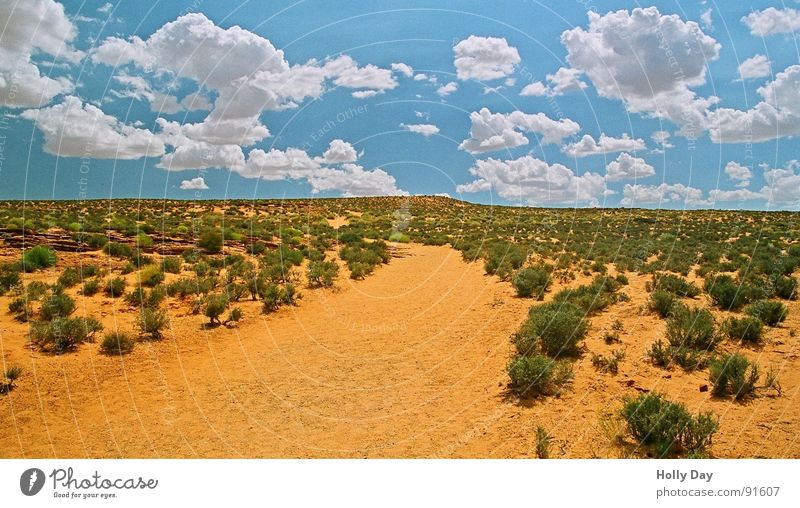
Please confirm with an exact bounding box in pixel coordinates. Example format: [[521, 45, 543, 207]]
[[737, 55, 771, 80], [620, 183, 707, 207], [401, 123, 440, 137], [562, 133, 645, 158], [742, 8, 800, 37], [724, 162, 752, 187], [605, 153, 655, 181], [0, 0, 82, 108], [453, 36, 520, 81], [456, 155, 607, 205], [459, 107, 580, 153], [179, 176, 209, 190], [519, 67, 587, 97]]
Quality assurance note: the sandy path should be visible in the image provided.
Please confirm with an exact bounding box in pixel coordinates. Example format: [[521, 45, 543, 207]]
[[1, 244, 799, 458]]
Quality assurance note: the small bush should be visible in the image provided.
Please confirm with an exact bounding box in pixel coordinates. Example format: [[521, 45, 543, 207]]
[[648, 289, 676, 318], [507, 354, 572, 397], [81, 279, 100, 296], [22, 245, 57, 271], [226, 307, 243, 324], [307, 260, 339, 288], [204, 294, 229, 324], [283, 283, 301, 305], [514, 302, 588, 357], [535, 426, 551, 459], [770, 274, 797, 300], [745, 300, 787, 327], [621, 393, 718, 457], [704, 274, 761, 311], [104, 277, 127, 297], [665, 305, 719, 351], [198, 228, 223, 253], [552, 275, 621, 314], [709, 353, 759, 400], [512, 265, 551, 299], [30, 316, 103, 354], [591, 349, 625, 374], [137, 308, 169, 339], [138, 265, 165, 287], [2, 365, 22, 392], [100, 331, 135, 355], [40, 292, 76, 320], [162, 256, 182, 274], [57, 267, 82, 288], [647, 273, 700, 297], [261, 283, 283, 313], [723, 316, 763, 343], [103, 242, 133, 259]]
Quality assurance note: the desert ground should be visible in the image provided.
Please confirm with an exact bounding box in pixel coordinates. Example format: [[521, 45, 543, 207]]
[[0, 197, 798, 458]]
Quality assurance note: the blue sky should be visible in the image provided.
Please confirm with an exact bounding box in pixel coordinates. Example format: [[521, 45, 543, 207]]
[[1, 0, 799, 209]]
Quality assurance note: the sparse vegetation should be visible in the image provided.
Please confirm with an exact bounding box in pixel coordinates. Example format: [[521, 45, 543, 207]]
[[514, 302, 588, 357], [512, 265, 551, 299], [100, 331, 136, 355], [745, 300, 788, 327], [709, 353, 759, 400]]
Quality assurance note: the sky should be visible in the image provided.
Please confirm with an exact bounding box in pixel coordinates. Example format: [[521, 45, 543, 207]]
[[0, 0, 799, 209]]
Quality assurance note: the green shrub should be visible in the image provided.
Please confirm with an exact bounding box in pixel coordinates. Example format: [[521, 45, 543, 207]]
[[647, 273, 700, 297], [507, 354, 572, 397], [162, 256, 182, 274], [100, 331, 135, 355], [30, 316, 103, 354], [648, 289, 676, 318], [704, 274, 761, 311], [723, 316, 763, 343], [591, 349, 625, 374], [135, 233, 153, 249], [261, 283, 283, 313], [709, 353, 759, 399], [665, 305, 719, 351], [8, 297, 31, 322], [226, 307, 243, 324], [40, 292, 76, 320], [552, 275, 621, 314], [0, 264, 21, 295], [104, 277, 127, 297], [124, 285, 165, 308], [535, 426, 551, 459], [745, 300, 787, 326], [138, 265, 165, 287], [204, 294, 229, 324], [81, 279, 100, 296], [484, 242, 527, 280], [137, 308, 169, 339], [103, 242, 133, 259], [770, 274, 797, 300], [515, 302, 588, 357], [512, 265, 551, 299], [307, 260, 339, 288], [388, 231, 410, 243], [283, 283, 300, 305], [348, 261, 371, 279], [57, 267, 82, 288], [198, 227, 223, 253], [22, 245, 57, 271], [621, 393, 718, 457]]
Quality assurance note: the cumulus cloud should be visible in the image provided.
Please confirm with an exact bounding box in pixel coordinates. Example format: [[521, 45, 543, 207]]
[[519, 82, 547, 97], [20, 96, 165, 159], [458, 107, 581, 153], [620, 183, 708, 207], [737, 55, 771, 80], [155, 118, 244, 170], [436, 81, 458, 97], [650, 130, 674, 150], [742, 8, 800, 37], [0, 0, 83, 108], [400, 123, 440, 137], [391, 63, 413, 78], [707, 65, 800, 143], [700, 9, 713, 30], [724, 161, 752, 187], [708, 188, 762, 203], [562, 7, 720, 136], [318, 139, 358, 164], [453, 36, 520, 81], [179, 177, 209, 190], [761, 161, 800, 204], [519, 68, 587, 97], [563, 133, 645, 158], [605, 153, 655, 181], [97, 3, 113, 14], [307, 163, 407, 197], [456, 155, 608, 205]]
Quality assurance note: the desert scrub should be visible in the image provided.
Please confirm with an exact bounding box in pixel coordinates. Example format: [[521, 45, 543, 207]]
[[0, 263, 21, 295], [103, 241, 133, 259], [81, 279, 101, 296], [745, 300, 787, 327], [507, 354, 573, 397], [620, 393, 718, 457], [552, 275, 621, 314], [138, 265, 165, 287], [100, 331, 135, 355], [261, 283, 283, 313], [22, 245, 57, 271], [104, 277, 127, 297], [648, 289, 676, 318], [709, 353, 759, 400], [161, 256, 182, 274], [704, 274, 763, 311], [1, 365, 22, 393], [137, 308, 169, 339], [30, 316, 103, 354], [57, 267, 82, 288], [307, 260, 339, 288], [591, 349, 625, 374], [204, 294, 229, 324], [646, 273, 700, 297], [198, 227, 223, 253], [39, 292, 77, 320], [484, 241, 527, 280], [723, 316, 763, 343], [512, 265, 551, 299], [665, 305, 719, 351], [535, 426, 551, 459], [226, 307, 243, 325], [124, 285, 166, 308], [514, 302, 588, 357]]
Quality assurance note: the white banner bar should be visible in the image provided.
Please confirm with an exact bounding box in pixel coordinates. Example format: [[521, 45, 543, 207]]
[[1, 459, 797, 507]]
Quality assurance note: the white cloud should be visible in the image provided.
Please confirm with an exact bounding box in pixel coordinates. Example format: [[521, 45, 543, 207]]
[[761, 161, 800, 204], [458, 107, 581, 153], [520, 81, 547, 97], [21, 96, 165, 159], [724, 161, 752, 187], [737, 55, 771, 80], [605, 153, 655, 181], [456, 155, 607, 205], [179, 92, 212, 111], [238, 147, 319, 181], [319, 139, 358, 164], [546, 67, 587, 95], [391, 62, 413, 78], [620, 183, 708, 207], [453, 36, 520, 81], [708, 65, 800, 143], [700, 9, 713, 30], [436, 81, 458, 97], [651, 130, 674, 149], [400, 123, 440, 137], [179, 177, 209, 190], [0, 0, 83, 108], [97, 3, 113, 14], [562, 7, 720, 136], [708, 189, 762, 202], [351, 90, 380, 99], [413, 73, 428, 81], [155, 118, 244, 170], [563, 133, 645, 158], [742, 8, 800, 37]]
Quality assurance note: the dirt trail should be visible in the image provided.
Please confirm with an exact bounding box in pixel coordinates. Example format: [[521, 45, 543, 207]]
[[1, 244, 799, 458]]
